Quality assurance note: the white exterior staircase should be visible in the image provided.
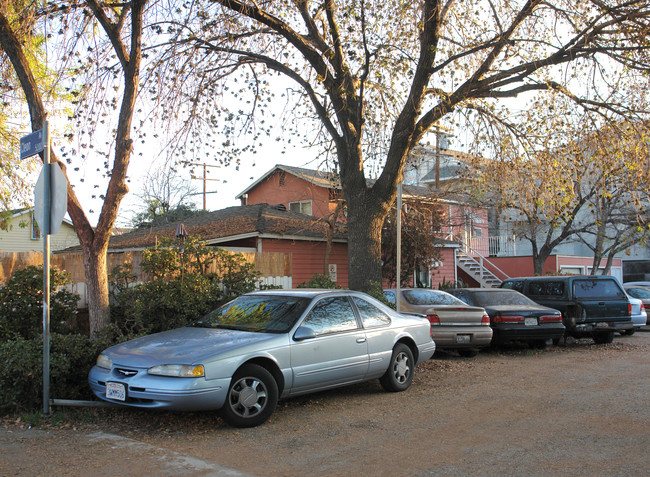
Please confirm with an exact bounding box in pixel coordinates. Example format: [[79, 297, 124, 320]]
[[455, 246, 507, 288]]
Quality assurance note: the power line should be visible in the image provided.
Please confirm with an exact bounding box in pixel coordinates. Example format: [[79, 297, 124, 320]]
[[182, 162, 222, 210]]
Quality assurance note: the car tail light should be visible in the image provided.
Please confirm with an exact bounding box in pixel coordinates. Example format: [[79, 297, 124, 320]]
[[426, 314, 440, 325], [493, 314, 524, 323], [481, 313, 490, 325], [627, 303, 632, 316], [539, 314, 562, 323], [644, 304, 650, 311]]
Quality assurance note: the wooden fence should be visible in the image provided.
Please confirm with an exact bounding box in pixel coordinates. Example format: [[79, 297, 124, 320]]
[[0, 250, 293, 307]]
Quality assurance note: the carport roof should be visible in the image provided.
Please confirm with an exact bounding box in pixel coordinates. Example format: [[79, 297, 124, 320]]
[[58, 203, 348, 253]]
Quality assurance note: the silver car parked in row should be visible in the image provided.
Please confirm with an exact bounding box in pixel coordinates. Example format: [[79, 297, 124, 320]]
[[384, 288, 492, 357], [88, 289, 436, 427]]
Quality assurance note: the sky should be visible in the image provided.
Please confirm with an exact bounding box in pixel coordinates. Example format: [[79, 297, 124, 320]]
[[99, 137, 319, 228]]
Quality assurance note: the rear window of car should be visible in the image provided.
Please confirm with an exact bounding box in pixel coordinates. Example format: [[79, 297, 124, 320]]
[[528, 281, 565, 297], [573, 279, 626, 300], [626, 287, 650, 299], [402, 289, 465, 306], [469, 290, 538, 306], [383, 290, 396, 305]]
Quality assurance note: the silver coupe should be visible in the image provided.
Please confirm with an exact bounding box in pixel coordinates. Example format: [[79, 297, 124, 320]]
[[88, 289, 436, 427]]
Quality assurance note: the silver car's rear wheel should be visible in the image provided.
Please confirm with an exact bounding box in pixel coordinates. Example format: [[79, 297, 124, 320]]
[[220, 364, 278, 428], [380, 343, 414, 392]]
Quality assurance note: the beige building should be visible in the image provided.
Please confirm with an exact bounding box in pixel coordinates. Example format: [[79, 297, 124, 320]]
[[0, 208, 80, 252]]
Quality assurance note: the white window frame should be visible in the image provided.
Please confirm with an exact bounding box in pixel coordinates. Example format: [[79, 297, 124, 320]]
[[31, 213, 41, 240], [289, 200, 313, 216], [414, 263, 432, 288], [559, 266, 585, 275]]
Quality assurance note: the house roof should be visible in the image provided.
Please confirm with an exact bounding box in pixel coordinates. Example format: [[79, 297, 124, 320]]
[[236, 163, 466, 206], [236, 164, 340, 199], [60, 203, 348, 253], [2, 207, 74, 226]]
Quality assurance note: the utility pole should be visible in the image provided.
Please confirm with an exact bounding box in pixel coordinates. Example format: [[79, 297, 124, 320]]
[[432, 126, 452, 189], [184, 162, 221, 210]]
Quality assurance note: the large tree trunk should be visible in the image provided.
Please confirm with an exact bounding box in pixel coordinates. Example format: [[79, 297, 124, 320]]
[[83, 245, 111, 336], [532, 242, 553, 276], [346, 197, 387, 291]]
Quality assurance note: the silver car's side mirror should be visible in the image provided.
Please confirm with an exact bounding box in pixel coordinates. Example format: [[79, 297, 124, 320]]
[[293, 326, 316, 341]]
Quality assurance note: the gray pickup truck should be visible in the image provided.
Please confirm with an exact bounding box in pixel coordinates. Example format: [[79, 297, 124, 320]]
[[500, 275, 633, 344]]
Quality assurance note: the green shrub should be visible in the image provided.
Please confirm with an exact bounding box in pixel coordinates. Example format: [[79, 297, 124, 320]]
[[0, 265, 79, 341], [365, 281, 394, 308], [140, 236, 262, 289], [438, 277, 464, 290], [0, 332, 116, 414], [110, 238, 264, 334], [111, 275, 225, 334], [297, 273, 342, 289]]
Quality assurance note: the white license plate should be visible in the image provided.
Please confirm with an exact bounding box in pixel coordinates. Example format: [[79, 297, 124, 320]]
[[596, 322, 609, 328], [106, 382, 126, 401], [524, 318, 538, 326], [456, 334, 471, 344]]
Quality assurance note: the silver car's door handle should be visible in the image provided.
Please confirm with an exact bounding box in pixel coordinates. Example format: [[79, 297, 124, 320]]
[[356, 337, 366, 343]]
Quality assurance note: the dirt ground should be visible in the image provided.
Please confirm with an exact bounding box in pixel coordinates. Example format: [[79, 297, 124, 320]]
[[2, 331, 649, 477]]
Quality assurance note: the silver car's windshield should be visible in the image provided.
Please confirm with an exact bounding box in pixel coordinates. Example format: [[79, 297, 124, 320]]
[[193, 295, 311, 333]]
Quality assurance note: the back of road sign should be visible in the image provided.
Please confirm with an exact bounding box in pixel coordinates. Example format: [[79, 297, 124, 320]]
[[34, 163, 68, 235]]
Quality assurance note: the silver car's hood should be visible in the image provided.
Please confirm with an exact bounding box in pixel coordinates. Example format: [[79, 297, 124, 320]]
[[105, 326, 283, 367]]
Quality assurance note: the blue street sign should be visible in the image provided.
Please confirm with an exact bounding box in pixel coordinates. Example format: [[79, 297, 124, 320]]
[[20, 129, 44, 160]]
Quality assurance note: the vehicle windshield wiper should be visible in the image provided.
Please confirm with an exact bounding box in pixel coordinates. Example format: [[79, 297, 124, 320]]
[[191, 321, 242, 330], [212, 324, 245, 331]]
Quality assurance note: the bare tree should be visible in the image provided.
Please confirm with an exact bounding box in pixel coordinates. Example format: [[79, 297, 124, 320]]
[[577, 123, 650, 274], [128, 161, 203, 228], [0, 0, 146, 336], [146, 0, 650, 291]]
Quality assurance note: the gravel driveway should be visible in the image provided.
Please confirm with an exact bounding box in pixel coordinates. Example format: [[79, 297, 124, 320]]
[[2, 331, 649, 476]]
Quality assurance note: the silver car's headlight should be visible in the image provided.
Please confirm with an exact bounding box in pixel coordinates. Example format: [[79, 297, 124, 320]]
[[148, 364, 205, 378], [96, 354, 112, 370]]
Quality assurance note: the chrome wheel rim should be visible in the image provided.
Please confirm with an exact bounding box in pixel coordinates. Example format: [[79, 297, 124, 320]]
[[228, 376, 268, 418], [393, 352, 410, 383]]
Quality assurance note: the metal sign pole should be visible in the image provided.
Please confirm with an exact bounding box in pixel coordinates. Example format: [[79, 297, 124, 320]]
[[42, 121, 51, 417], [396, 182, 402, 313]]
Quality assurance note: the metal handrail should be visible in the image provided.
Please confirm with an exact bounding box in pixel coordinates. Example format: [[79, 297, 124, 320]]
[[447, 233, 510, 281]]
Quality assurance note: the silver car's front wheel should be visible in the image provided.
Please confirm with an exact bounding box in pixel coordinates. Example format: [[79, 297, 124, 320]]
[[220, 364, 278, 428], [380, 343, 415, 392]]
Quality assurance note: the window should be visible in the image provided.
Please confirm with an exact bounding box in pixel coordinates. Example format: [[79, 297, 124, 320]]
[[415, 264, 431, 288], [289, 200, 312, 216], [403, 289, 466, 306], [529, 281, 565, 297], [560, 266, 584, 275], [573, 279, 626, 300], [383, 290, 396, 306], [195, 295, 310, 333], [501, 280, 524, 292], [352, 297, 391, 328], [31, 214, 41, 240], [627, 287, 650, 299], [302, 297, 358, 336]]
